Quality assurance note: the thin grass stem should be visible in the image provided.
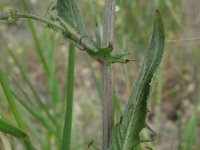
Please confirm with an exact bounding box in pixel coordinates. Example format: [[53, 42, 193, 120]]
[[0, 65, 35, 150], [62, 44, 75, 150], [11, 91, 56, 134], [0, 38, 57, 126]]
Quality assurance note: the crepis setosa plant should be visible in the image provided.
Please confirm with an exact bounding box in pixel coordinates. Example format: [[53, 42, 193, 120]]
[[0, 0, 165, 150]]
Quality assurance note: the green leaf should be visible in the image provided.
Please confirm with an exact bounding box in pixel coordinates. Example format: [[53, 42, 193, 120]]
[[56, 0, 128, 62], [109, 50, 129, 63], [0, 64, 35, 149], [0, 118, 27, 138], [87, 46, 128, 64], [56, 0, 86, 35], [86, 46, 112, 62], [56, 0, 97, 51], [110, 9, 165, 150]]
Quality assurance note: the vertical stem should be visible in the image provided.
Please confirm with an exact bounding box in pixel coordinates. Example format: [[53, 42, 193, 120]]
[[102, 63, 113, 149], [102, 0, 116, 149], [62, 44, 75, 150]]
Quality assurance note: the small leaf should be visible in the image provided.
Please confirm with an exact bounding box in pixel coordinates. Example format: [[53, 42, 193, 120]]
[[87, 47, 129, 64], [0, 118, 27, 138], [110, 9, 165, 150], [87, 46, 113, 62], [111, 50, 128, 59], [109, 50, 129, 63]]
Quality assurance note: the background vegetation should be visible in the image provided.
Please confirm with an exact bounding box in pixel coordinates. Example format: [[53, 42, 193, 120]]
[[0, 0, 200, 150]]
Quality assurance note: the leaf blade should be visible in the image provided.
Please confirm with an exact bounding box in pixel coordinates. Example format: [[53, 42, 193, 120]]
[[110, 10, 165, 150], [56, 0, 100, 54], [56, 0, 90, 40], [0, 118, 27, 138]]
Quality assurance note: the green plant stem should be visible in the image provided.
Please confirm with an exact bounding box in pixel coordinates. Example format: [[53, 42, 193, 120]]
[[62, 44, 75, 150], [102, 0, 116, 149], [0, 13, 64, 32], [22, 113, 46, 149], [13, 79, 32, 104], [102, 63, 113, 149], [18, 3, 61, 145], [0, 38, 57, 126], [56, 17, 98, 52], [0, 66, 34, 150], [11, 91, 56, 134], [19, 0, 49, 74], [0, 12, 97, 53]]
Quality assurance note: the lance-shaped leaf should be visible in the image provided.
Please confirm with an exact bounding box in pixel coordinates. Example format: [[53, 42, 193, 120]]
[[0, 118, 27, 138], [110, 9, 165, 150]]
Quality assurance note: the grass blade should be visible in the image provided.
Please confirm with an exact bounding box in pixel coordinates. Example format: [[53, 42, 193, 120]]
[[11, 91, 56, 134], [0, 132, 12, 150], [0, 38, 57, 126], [12, 79, 34, 106], [186, 113, 197, 150], [62, 44, 75, 150], [0, 118, 27, 138], [0, 65, 35, 150], [22, 114, 46, 149], [19, 0, 49, 74], [45, 30, 60, 106]]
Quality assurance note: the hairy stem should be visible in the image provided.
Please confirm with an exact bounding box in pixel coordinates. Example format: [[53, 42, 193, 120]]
[[102, 62, 113, 149], [102, 0, 116, 149], [0, 13, 96, 52], [0, 13, 64, 31]]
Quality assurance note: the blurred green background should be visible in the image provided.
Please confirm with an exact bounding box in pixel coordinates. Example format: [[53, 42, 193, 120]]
[[0, 0, 200, 150]]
